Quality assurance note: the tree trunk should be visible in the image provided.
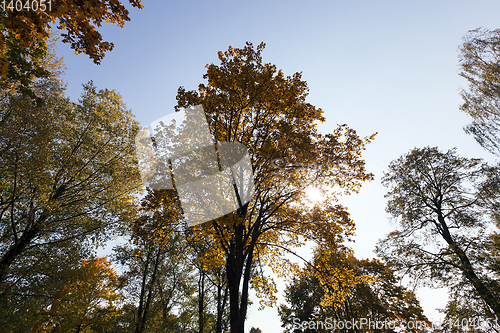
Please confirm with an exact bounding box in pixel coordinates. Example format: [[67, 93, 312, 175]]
[[216, 281, 228, 333], [226, 217, 246, 333], [0, 185, 66, 281], [198, 269, 205, 333], [225, 214, 259, 333], [226, 252, 244, 333], [437, 212, 500, 318], [0, 221, 43, 280], [452, 242, 500, 318], [135, 246, 161, 333]]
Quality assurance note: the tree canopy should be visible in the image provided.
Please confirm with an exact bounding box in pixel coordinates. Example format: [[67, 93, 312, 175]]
[[173, 41, 376, 333], [279, 251, 430, 333], [0, 49, 142, 331], [460, 28, 500, 156], [0, 0, 143, 92], [376, 146, 500, 320]]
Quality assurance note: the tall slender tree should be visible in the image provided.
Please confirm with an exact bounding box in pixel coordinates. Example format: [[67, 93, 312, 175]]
[[114, 189, 196, 333], [376, 147, 500, 320], [459, 28, 500, 156]]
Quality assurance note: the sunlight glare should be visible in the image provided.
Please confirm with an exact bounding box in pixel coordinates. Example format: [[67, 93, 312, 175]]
[[304, 186, 326, 203]]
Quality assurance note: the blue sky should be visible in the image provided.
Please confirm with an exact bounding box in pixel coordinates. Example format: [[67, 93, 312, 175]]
[[56, 1, 500, 331]]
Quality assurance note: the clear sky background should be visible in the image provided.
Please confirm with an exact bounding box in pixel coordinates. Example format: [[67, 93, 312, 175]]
[[56, 1, 500, 332]]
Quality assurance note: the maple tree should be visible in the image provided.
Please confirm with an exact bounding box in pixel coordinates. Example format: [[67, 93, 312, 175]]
[[376, 146, 500, 320], [0, 238, 89, 332], [0, 0, 143, 92], [174, 42, 375, 333], [0, 42, 147, 331]]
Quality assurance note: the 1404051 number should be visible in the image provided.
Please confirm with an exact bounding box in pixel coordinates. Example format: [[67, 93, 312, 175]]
[[1, 0, 52, 12]]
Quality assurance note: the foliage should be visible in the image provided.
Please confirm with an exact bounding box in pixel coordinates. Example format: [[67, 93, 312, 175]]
[[441, 214, 500, 332], [0, 58, 142, 329], [115, 188, 236, 333], [0, 253, 125, 333], [0, 0, 143, 92], [184, 221, 232, 333], [279, 250, 430, 333], [113, 189, 197, 333], [376, 146, 500, 319], [0, 76, 141, 278], [441, 280, 500, 333], [459, 28, 500, 156], [174, 41, 375, 333], [36, 257, 123, 333]]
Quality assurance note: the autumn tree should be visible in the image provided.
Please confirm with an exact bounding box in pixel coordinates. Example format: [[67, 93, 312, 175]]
[[0, 239, 93, 332], [0, 77, 141, 278], [0, 228, 125, 332], [459, 28, 500, 156], [441, 280, 500, 333], [119, 188, 234, 333], [0, 56, 142, 332], [114, 189, 197, 333], [279, 251, 430, 333], [0, 0, 143, 92], [184, 222, 233, 333], [31, 257, 123, 333], [173, 42, 375, 333], [376, 147, 500, 320]]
